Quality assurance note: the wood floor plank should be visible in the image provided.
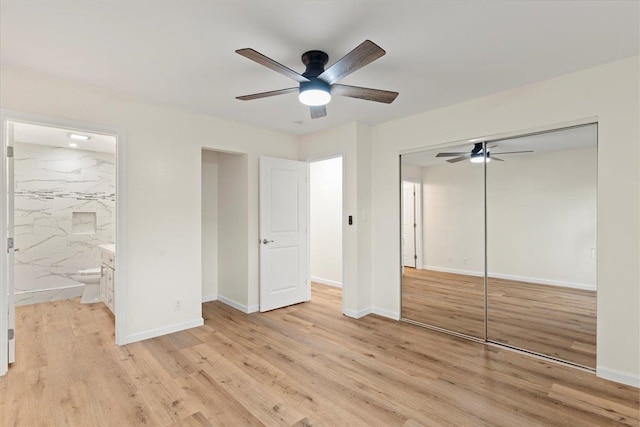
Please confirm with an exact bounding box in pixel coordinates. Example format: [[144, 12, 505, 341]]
[[0, 285, 637, 426], [166, 411, 214, 427]]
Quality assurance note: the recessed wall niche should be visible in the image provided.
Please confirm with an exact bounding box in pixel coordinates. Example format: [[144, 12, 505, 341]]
[[72, 212, 97, 234]]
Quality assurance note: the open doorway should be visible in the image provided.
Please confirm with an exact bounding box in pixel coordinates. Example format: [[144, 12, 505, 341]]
[[201, 149, 250, 311], [1, 114, 123, 376], [12, 123, 116, 305], [401, 181, 422, 269], [309, 156, 343, 307]]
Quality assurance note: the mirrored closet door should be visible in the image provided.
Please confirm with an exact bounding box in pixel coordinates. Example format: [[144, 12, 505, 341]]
[[400, 123, 597, 368], [486, 124, 597, 368], [401, 143, 485, 339]]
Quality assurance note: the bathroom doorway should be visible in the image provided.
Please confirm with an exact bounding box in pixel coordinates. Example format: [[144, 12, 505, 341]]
[[11, 123, 117, 306], [1, 113, 124, 375]]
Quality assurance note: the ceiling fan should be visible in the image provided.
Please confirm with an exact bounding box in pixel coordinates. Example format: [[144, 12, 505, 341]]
[[436, 142, 533, 163], [235, 40, 399, 119]]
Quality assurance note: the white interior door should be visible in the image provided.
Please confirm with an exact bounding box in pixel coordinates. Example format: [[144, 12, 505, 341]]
[[259, 156, 309, 312], [402, 182, 417, 268], [6, 121, 15, 364]]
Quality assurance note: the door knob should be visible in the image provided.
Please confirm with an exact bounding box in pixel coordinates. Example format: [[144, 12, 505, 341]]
[[262, 239, 274, 244]]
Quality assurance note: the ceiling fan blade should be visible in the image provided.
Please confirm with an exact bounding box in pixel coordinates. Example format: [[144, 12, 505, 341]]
[[310, 105, 327, 119], [331, 84, 398, 104], [447, 155, 472, 163], [236, 87, 298, 101], [491, 156, 505, 161], [318, 40, 386, 85], [491, 150, 534, 155], [236, 48, 310, 83], [436, 152, 467, 157]]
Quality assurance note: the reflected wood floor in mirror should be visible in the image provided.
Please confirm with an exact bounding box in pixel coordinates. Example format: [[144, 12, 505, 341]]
[[402, 268, 485, 338], [487, 276, 596, 368], [2, 283, 632, 426], [402, 268, 596, 367]]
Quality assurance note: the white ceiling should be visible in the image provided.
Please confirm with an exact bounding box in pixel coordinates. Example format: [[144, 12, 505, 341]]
[[13, 122, 116, 154], [1, 1, 638, 136], [402, 123, 597, 167]]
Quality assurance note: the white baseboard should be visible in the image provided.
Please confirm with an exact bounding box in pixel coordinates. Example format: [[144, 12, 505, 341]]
[[343, 307, 400, 320], [343, 307, 372, 319], [372, 307, 401, 320], [202, 294, 218, 303], [218, 295, 259, 314], [423, 265, 483, 277], [122, 318, 204, 345], [597, 366, 640, 388], [423, 265, 596, 291], [310, 276, 342, 288]]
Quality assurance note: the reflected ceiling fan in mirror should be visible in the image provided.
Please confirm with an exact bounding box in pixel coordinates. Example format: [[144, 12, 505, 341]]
[[235, 40, 399, 119], [436, 142, 533, 163]]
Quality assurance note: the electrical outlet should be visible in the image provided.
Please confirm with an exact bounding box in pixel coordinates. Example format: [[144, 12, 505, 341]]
[[448, 258, 453, 264], [464, 258, 468, 265], [173, 298, 182, 311]]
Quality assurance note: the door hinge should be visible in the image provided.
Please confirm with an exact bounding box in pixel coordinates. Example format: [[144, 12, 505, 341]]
[[414, 255, 417, 260], [413, 223, 417, 228], [8, 329, 14, 340], [7, 146, 13, 158], [7, 237, 14, 250]]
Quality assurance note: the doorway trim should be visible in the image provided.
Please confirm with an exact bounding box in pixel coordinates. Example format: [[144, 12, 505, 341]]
[[305, 152, 346, 316], [1, 110, 127, 376]]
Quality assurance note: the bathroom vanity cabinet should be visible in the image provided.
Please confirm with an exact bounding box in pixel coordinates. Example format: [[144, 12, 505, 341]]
[[99, 244, 116, 315]]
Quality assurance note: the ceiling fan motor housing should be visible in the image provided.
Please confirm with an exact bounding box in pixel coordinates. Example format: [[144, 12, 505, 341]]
[[301, 50, 329, 78], [299, 50, 331, 101]]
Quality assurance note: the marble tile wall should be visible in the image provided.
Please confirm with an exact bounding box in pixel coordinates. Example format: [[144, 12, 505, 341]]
[[14, 142, 115, 305]]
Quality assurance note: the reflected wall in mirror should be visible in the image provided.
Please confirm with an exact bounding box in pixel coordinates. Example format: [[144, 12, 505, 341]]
[[486, 124, 597, 368], [401, 143, 485, 339]]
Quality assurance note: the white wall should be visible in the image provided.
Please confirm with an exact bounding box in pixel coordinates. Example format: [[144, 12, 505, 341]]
[[420, 147, 597, 289], [201, 150, 218, 302], [0, 65, 299, 343], [421, 158, 484, 274], [401, 164, 422, 183], [487, 147, 596, 288], [310, 157, 343, 287], [370, 57, 639, 385], [217, 152, 251, 312]]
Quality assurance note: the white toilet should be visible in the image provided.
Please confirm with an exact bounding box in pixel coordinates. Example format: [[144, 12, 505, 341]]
[[78, 267, 101, 304]]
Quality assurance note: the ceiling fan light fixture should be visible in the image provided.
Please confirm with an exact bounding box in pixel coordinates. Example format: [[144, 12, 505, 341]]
[[470, 153, 491, 163], [298, 87, 331, 106]]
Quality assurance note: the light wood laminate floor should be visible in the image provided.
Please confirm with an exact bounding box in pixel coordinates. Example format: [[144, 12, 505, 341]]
[[402, 268, 596, 367], [1, 284, 636, 426]]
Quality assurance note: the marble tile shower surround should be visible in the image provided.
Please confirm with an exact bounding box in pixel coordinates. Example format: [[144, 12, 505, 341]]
[[13, 142, 115, 305]]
